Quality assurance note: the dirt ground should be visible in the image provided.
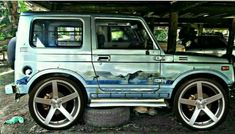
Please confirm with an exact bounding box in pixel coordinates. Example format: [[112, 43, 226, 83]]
[[1, 65, 235, 134]]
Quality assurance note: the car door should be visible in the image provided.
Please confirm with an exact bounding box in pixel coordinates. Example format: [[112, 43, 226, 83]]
[[91, 17, 162, 94]]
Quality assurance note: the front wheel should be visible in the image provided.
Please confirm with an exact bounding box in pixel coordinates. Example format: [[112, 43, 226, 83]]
[[29, 77, 85, 130], [174, 78, 229, 130]]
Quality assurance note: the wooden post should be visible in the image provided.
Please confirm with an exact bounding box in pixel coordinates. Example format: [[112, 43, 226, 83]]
[[198, 24, 203, 36], [148, 18, 155, 33], [167, 11, 178, 53], [227, 18, 235, 62]]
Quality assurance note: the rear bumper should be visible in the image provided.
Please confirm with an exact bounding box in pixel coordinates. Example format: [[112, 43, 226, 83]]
[[5, 84, 28, 94], [5, 84, 16, 94], [4, 76, 29, 100], [5, 76, 29, 94], [5, 84, 28, 100]]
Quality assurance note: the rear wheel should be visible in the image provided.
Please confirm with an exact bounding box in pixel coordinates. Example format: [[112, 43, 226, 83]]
[[174, 78, 229, 130], [29, 77, 84, 130]]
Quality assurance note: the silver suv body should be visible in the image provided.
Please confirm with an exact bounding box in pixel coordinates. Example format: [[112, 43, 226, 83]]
[[5, 12, 235, 130]]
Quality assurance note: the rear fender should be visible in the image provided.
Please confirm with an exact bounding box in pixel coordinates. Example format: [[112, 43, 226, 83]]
[[27, 68, 88, 93]]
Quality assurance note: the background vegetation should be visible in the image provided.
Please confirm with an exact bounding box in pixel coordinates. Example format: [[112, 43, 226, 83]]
[[0, 1, 45, 52]]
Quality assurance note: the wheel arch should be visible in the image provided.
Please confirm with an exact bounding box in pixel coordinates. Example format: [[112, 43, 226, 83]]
[[168, 71, 229, 106], [27, 69, 88, 103]]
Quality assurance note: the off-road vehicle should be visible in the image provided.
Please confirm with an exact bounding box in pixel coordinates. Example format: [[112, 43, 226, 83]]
[[5, 12, 235, 130]]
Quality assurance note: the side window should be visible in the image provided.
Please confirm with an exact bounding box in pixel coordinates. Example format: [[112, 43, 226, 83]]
[[96, 19, 153, 49], [31, 19, 83, 48], [57, 26, 82, 47]]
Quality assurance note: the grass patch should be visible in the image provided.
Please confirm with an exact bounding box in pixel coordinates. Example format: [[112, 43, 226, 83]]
[[0, 66, 14, 89], [0, 65, 12, 74]]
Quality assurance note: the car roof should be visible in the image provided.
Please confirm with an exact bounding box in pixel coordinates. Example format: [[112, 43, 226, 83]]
[[21, 11, 142, 19]]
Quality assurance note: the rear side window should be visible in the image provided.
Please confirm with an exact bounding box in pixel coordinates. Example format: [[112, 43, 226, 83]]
[[31, 19, 83, 48]]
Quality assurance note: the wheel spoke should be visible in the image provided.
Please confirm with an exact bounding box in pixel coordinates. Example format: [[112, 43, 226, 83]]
[[52, 81, 58, 98], [203, 106, 219, 122], [44, 107, 56, 125], [35, 97, 51, 105], [205, 93, 223, 105], [179, 98, 196, 106], [197, 82, 203, 99], [61, 92, 79, 103], [189, 108, 201, 126], [58, 106, 74, 121]]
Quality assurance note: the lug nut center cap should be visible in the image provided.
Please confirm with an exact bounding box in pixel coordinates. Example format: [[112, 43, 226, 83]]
[[51, 99, 62, 108], [196, 99, 206, 109]]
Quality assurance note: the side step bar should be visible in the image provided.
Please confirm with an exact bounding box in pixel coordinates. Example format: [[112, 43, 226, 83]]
[[89, 99, 167, 107]]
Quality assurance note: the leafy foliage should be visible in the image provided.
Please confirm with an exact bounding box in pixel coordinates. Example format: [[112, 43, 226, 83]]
[[0, 2, 7, 16], [0, 2, 10, 24], [0, 1, 18, 41], [0, 33, 5, 41], [18, 0, 28, 12]]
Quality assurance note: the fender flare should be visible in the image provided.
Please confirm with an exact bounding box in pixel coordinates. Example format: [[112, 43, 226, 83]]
[[162, 69, 232, 100], [171, 69, 231, 88], [27, 68, 88, 93]]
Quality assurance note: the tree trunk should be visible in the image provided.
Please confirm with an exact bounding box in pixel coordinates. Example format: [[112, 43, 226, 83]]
[[11, 1, 18, 28], [3, 1, 18, 36]]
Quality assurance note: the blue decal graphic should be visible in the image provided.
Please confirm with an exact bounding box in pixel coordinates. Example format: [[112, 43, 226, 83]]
[[85, 71, 161, 85], [16, 76, 29, 85]]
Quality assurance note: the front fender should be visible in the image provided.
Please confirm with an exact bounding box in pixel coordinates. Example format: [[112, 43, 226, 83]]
[[171, 69, 232, 88]]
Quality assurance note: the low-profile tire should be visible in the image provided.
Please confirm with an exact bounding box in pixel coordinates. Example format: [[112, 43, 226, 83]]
[[7, 37, 16, 69], [29, 77, 85, 130], [84, 107, 130, 127], [173, 78, 229, 130]]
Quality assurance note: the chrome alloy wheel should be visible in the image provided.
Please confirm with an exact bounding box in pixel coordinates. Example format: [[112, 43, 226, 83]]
[[175, 79, 228, 130], [29, 77, 83, 130]]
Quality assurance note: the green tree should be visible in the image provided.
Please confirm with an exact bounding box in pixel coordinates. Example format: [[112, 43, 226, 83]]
[[0, 1, 18, 40], [18, 0, 28, 12]]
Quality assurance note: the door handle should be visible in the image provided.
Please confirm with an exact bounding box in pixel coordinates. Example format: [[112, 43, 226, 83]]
[[97, 55, 110, 62]]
